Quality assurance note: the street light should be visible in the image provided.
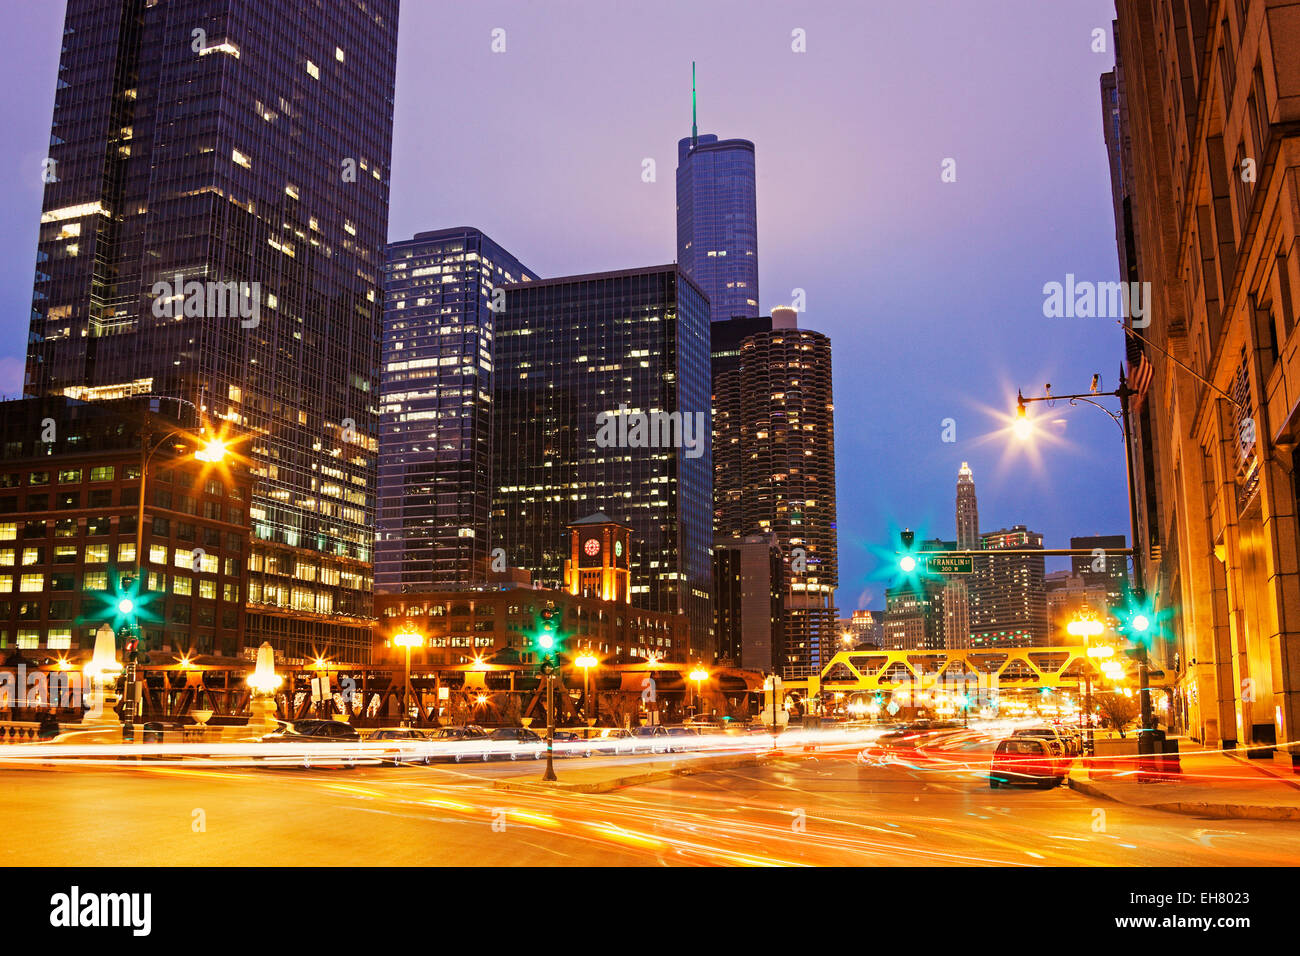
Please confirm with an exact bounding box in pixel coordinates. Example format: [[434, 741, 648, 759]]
[[1013, 372, 1157, 762], [392, 627, 423, 728], [688, 666, 708, 720], [1069, 615, 1105, 754], [575, 653, 598, 726]]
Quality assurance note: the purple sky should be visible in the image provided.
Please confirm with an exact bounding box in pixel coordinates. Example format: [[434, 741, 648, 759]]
[[0, 0, 1127, 611]]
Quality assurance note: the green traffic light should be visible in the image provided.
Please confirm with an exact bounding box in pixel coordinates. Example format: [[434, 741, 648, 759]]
[[899, 555, 917, 573], [1130, 613, 1150, 633], [538, 632, 554, 651], [117, 597, 135, 615]]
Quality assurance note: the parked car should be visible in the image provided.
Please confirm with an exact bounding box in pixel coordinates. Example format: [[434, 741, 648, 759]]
[[589, 727, 636, 755], [990, 736, 1065, 788], [486, 726, 544, 760], [256, 719, 363, 768], [428, 725, 492, 762], [549, 730, 591, 758], [367, 727, 429, 765], [665, 726, 702, 752], [632, 724, 671, 753], [260, 719, 361, 743]]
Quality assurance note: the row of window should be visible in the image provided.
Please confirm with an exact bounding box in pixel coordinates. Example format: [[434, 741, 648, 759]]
[[1, 468, 236, 497], [0, 572, 239, 602]]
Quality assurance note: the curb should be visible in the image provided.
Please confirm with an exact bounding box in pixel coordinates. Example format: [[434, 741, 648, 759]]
[[491, 749, 787, 794], [1068, 775, 1300, 821]]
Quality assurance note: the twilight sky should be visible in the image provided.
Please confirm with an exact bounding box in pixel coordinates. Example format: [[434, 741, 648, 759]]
[[0, 0, 1128, 611]]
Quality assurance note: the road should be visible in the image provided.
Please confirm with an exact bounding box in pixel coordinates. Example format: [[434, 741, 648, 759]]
[[3, 734, 1298, 865]]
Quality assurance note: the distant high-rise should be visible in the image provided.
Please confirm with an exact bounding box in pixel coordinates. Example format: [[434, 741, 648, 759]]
[[379, 228, 538, 592], [25, 0, 400, 661], [676, 65, 759, 321], [945, 462, 979, 649], [1070, 534, 1130, 610], [711, 309, 838, 676], [969, 526, 1048, 648], [492, 266, 713, 657]]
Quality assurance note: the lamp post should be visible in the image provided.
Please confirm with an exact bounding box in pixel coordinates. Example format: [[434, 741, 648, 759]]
[[245, 641, 283, 735], [1014, 372, 1155, 759], [575, 653, 598, 726], [1069, 615, 1105, 755], [392, 628, 423, 728], [689, 666, 708, 720]]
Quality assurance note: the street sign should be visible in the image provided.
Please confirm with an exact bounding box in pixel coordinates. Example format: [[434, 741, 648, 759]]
[[925, 554, 973, 574]]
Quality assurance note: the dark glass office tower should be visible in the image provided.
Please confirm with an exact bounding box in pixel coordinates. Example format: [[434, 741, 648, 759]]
[[493, 266, 714, 657], [677, 111, 760, 321], [379, 228, 537, 592], [25, 0, 399, 662]]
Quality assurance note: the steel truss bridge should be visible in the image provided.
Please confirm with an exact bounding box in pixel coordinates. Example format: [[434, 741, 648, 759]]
[[783, 646, 1169, 697]]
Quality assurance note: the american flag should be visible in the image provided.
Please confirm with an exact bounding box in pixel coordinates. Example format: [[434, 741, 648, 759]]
[[1129, 353, 1153, 414]]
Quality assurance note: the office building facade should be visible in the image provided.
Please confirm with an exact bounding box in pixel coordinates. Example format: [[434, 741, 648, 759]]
[[969, 525, 1047, 648], [713, 532, 784, 672], [492, 266, 714, 657], [1105, 1, 1300, 752], [25, 0, 399, 662], [677, 132, 760, 321], [379, 228, 537, 593]]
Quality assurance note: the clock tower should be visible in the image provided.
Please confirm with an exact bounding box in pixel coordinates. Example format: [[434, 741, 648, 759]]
[[563, 512, 632, 603]]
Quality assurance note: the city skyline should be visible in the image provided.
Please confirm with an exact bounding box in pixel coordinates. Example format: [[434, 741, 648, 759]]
[[0, 0, 1130, 613]]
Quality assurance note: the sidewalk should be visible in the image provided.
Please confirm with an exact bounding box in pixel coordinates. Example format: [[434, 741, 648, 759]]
[[1068, 746, 1300, 820], [491, 748, 788, 794]]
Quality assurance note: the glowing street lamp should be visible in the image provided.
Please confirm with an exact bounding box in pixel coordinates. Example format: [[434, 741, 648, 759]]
[[575, 653, 599, 725], [392, 627, 424, 728], [688, 666, 709, 720]]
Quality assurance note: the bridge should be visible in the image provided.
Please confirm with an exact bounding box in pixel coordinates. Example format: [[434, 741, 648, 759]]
[[784, 645, 1169, 698]]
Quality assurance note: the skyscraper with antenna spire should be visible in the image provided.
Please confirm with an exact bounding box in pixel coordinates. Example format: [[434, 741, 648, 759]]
[[676, 63, 760, 321]]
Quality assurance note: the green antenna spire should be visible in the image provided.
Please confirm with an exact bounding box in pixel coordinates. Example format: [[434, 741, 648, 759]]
[[691, 61, 698, 148]]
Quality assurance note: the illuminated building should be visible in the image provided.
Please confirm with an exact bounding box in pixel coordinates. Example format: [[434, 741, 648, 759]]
[[563, 513, 632, 604], [24, 0, 399, 662], [492, 266, 713, 658], [379, 228, 537, 592], [1104, 2, 1300, 752], [676, 66, 759, 321], [0, 397, 251, 657], [711, 308, 839, 676], [969, 526, 1047, 648]]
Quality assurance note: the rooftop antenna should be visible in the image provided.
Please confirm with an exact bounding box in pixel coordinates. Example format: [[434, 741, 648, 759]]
[[691, 61, 698, 149]]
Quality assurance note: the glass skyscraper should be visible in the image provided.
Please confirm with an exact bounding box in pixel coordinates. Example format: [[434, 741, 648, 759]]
[[25, 0, 400, 661], [492, 266, 715, 657], [379, 228, 537, 592], [676, 133, 760, 321]]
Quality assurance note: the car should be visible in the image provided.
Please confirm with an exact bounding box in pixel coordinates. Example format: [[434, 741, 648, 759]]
[[589, 727, 636, 755], [1012, 726, 1071, 758], [549, 730, 592, 758], [428, 725, 491, 762], [260, 719, 361, 743], [256, 719, 363, 768], [632, 724, 671, 753], [665, 726, 703, 752], [486, 726, 544, 760], [366, 727, 429, 765], [990, 736, 1065, 788], [1052, 726, 1084, 755]]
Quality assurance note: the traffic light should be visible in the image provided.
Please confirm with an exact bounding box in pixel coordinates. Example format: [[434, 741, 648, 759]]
[[1119, 589, 1157, 645], [897, 529, 922, 576], [535, 606, 561, 665]]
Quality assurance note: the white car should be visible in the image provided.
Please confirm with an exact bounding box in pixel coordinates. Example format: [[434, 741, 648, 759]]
[[1011, 726, 1070, 757]]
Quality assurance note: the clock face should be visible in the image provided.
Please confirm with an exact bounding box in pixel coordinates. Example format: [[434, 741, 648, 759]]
[[614, 540, 624, 558], [583, 538, 600, 557]]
